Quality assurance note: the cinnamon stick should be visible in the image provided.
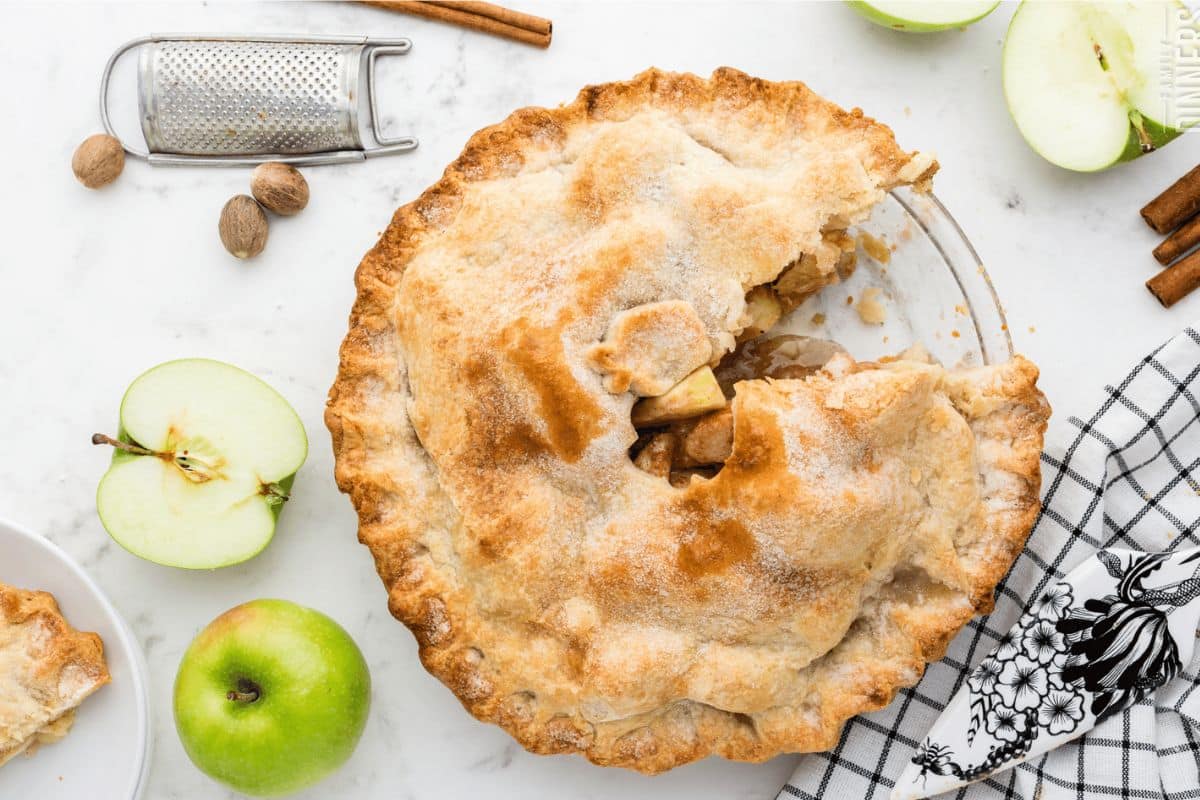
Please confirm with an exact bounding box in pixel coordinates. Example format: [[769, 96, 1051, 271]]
[[438, 1, 550, 35], [361, 1, 552, 48], [1141, 163, 1200, 234], [1153, 213, 1200, 265], [1147, 249, 1200, 307]]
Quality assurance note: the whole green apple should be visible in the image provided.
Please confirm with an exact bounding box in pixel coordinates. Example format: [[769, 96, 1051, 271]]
[[174, 599, 370, 797]]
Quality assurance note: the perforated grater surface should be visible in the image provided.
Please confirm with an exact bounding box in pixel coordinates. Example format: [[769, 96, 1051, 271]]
[[100, 34, 417, 166]]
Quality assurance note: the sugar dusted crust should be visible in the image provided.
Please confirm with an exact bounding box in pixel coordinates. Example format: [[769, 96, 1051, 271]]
[[0, 583, 110, 766], [326, 68, 1048, 772]]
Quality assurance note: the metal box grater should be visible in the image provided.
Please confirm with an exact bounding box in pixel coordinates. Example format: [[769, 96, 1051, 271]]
[[100, 34, 417, 166]]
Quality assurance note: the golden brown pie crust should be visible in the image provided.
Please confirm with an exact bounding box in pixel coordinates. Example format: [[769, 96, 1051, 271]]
[[327, 67, 1048, 772], [0, 583, 110, 765]]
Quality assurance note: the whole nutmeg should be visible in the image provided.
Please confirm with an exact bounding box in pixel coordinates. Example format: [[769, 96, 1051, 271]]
[[250, 162, 309, 216], [219, 195, 269, 259], [71, 133, 125, 189]]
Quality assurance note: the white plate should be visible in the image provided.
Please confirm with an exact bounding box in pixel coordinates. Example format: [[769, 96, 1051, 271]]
[[0, 518, 151, 799]]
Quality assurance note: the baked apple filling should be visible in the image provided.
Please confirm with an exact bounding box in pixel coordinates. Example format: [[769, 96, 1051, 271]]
[[601, 230, 860, 484], [629, 410, 732, 487], [768, 228, 857, 322], [626, 333, 846, 484], [623, 293, 853, 484]]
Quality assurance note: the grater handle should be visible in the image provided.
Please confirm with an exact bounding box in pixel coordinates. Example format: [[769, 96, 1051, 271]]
[[367, 45, 419, 155], [99, 35, 153, 160]]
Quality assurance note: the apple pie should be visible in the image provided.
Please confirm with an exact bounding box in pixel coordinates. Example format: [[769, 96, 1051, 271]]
[[327, 68, 1049, 772], [0, 582, 110, 766]]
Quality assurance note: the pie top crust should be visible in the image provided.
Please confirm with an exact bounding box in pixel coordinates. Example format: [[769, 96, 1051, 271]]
[[327, 67, 1049, 772], [0, 582, 110, 766]]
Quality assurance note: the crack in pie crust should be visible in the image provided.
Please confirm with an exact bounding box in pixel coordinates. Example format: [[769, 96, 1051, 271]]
[[327, 68, 1049, 772], [0, 582, 110, 766]]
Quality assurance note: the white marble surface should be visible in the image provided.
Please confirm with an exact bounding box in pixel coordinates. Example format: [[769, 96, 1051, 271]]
[[1, 2, 1197, 798]]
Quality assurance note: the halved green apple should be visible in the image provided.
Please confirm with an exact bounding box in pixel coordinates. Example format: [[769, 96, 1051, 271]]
[[94, 359, 307, 569], [1003, 1, 1184, 172], [848, 1, 999, 32]]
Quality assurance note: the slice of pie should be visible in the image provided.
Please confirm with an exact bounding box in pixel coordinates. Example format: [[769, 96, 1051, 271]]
[[327, 67, 1049, 772], [1, 582, 110, 766]]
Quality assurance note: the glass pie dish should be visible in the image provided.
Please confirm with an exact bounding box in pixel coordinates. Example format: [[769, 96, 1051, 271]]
[[775, 186, 1012, 368]]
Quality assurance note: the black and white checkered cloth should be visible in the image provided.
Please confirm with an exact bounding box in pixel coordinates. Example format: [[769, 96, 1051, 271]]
[[779, 326, 1200, 800]]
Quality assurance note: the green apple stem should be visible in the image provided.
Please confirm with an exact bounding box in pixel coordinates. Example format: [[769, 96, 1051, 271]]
[[92, 432, 224, 484], [1130, 110, 1154, 153], [92, 433, 159, 457], [227, 678, 261, 704]]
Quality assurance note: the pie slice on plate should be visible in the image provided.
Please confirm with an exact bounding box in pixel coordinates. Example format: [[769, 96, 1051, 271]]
[[0, 582, 110, 766], [327, 67, 1049, 772]]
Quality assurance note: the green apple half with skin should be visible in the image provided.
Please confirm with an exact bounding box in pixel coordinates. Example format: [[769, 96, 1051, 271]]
[[848, 1, 999, 32], [1003, 1, 1184, 172], [174, 599, 371, 797], [93, 358, 307, 569]]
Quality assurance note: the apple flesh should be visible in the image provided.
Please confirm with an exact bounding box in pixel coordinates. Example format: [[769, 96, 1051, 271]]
[[94, 359, 307, 569], [631, 366, 727, 427], [1003, 1, 1184, 172], [848, 1, 999, 32], [174, 599, 371, 797]]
